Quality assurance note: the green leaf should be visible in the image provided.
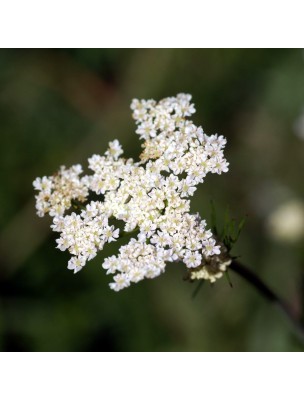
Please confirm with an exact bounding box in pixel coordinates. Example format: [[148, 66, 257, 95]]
[[192, 280, 205, 299], [225, 270, 233, 288]]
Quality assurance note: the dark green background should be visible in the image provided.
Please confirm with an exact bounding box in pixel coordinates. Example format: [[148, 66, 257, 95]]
[[1, 49, 304, 351]]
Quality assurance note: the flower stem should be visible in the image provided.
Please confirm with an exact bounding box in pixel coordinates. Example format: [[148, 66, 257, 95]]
[[229, 260, 304, 343]]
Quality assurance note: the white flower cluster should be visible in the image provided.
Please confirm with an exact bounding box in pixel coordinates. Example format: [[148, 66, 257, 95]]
[[33, 165, 89, 217], [34, 94, 229, 291]]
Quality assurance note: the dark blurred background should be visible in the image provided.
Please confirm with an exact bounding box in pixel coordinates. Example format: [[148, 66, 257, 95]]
[[0, 49, 304, 351]]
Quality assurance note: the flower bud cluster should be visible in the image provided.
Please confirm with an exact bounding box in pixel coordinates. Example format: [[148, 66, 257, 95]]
[[34, 94, 229, 291]]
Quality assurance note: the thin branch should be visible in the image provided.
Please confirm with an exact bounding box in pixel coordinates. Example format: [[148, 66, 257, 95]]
[[229, 260, 304, 342]]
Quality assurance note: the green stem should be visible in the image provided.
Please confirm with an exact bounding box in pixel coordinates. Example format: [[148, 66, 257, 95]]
[[229, 260, 304, 343]]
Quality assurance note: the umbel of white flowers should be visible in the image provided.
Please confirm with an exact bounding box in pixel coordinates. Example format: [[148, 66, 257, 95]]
[[33, 94, 229, 291]]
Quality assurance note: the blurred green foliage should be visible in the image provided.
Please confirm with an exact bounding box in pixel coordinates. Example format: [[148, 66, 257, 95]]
[[1, 49, 304, 351]]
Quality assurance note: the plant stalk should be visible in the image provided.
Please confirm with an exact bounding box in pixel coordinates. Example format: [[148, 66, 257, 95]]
[[229, 260, 304, 342]]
